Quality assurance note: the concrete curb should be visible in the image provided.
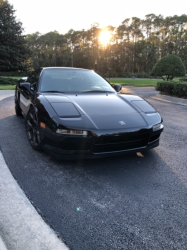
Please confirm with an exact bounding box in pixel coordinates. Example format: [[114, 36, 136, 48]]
[[0, 236, 7, 250], [151, 94, 187, 106], [0, 150, 69, 250]]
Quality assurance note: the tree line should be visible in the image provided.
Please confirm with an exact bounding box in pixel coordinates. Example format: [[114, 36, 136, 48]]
[[0, 0, 187, 76], [25, 14, 187, 76]]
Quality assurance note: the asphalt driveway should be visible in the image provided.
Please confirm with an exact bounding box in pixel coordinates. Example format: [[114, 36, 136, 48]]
[[0, 88, 187, 250]]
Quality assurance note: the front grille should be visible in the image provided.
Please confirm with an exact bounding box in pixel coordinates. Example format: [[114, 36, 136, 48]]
[[93, 134, 149, 153], [59, 138, 90, 151]]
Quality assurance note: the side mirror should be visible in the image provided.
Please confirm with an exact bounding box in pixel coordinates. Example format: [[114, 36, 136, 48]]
[[113, 84, 122, 92], [21, 77, 28, 81], [20, 82, 31, 93], [19, 77, 28, 83]]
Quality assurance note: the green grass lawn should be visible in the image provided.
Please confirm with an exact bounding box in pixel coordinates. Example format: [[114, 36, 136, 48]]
[[108, 76, 184, 86], [0, 85, 16, 90], [108, 78, 158, 86], [0, 76, 185, 90], [1, 76, 22, 80]]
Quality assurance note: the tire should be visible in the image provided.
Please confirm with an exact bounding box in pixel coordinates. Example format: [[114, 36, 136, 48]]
[[15, 100, 22, 116], [26, 107, 42, 150]]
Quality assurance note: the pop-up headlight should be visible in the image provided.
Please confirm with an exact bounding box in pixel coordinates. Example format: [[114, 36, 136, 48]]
[[56, 129, 88, 136], [50, 103, 80, 118], [132, 100, 156, 113]]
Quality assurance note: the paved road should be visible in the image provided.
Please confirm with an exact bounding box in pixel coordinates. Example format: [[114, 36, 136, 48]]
[[121, 86, 159, 98], [0, 90, 14, 101], [0, 88, 187, 250]]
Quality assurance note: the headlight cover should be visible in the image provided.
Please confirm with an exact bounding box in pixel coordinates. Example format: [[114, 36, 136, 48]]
[[50, 103, 81, 118], [132, 100, 156, 113], [56, 129, 88, 136]]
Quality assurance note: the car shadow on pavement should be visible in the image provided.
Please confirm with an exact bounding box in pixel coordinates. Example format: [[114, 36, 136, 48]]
[[1, 97, 187, 250]]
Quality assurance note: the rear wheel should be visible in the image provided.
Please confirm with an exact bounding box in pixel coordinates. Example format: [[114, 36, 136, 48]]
[[15, 100, 22, 116], [26, 107, 42, 150]]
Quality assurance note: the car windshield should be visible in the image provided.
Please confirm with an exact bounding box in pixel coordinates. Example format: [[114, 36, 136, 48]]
[[39, 68, 115, 93]]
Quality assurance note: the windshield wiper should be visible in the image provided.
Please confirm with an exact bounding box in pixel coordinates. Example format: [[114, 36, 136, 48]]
[[82, 90, 113, 93]]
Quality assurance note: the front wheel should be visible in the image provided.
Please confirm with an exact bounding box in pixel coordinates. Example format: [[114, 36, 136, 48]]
[[26, 107, 42, 150]]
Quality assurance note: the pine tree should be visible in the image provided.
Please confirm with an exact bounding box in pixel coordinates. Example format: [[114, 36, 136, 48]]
[[0, 0, 29, 71]]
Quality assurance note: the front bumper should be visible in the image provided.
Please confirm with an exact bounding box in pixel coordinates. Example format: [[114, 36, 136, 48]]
[[40, 125, 164, 159]]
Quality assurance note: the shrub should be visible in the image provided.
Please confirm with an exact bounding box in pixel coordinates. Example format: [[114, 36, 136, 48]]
[[135, 72, 151, 78], [0, 77, 18, 85], [179, 78, 187, 82], [0, 71, 29, 77], [103, 70, 118, 78], [156, 81, 187, 98], [123, 72, 133, 78], [123, 72, 151, 78], [151, 54, 186, 81]]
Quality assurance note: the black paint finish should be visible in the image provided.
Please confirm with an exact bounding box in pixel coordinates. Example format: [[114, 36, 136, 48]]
[[15, 68, 164, 158]]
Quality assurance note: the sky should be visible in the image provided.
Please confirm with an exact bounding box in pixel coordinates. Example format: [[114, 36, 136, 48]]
[[8, 0, 187, 35]]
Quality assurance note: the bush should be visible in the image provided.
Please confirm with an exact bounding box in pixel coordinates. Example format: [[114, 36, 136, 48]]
[[135, 72, 151, 78], [0, 77, 18, 85], [123, 72, 151, 78], [151, 54, 186, 80], [156, 81, 187, 98], [103, 70, 118, 78], [179, 78, 187, 82], [0, 71, 28, 77]]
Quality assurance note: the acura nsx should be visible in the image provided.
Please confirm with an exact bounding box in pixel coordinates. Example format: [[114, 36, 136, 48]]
[[15, 67, 164, 159]]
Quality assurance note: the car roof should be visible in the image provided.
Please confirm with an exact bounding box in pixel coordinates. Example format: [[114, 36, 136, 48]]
[[42, 67, 91, 71]]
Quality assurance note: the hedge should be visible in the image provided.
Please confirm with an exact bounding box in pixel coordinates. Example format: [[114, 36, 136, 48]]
[[156, 81, 187, 98], [0, 71, 29, 77], [123, 72, 153, 78], [0, 77, 18, 85], [179, 78, 187, 82]]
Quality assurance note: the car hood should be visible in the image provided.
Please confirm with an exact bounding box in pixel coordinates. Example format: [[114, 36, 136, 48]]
[[43, 93, 149, 130]]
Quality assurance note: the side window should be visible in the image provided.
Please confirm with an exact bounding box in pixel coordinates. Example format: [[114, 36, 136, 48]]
[[27, 68, 42, 91]]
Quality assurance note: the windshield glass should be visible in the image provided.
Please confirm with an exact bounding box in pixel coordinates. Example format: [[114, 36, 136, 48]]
[[39, 68, 115, 93]]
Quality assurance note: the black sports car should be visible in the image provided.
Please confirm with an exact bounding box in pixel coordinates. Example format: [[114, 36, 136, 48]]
[[15, 67, 164, 159]]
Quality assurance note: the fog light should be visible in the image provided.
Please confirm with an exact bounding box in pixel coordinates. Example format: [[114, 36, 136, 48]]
[[56, 129, 88, 136], [153, 123, 162, 131]]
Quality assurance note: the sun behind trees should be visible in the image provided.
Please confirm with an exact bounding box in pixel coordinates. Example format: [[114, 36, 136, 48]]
[[99, 30, 112, 45], [25, 14, 187, 77]]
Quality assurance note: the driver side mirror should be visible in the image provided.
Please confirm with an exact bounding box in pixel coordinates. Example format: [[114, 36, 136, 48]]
[[20, 82, 31, 93], [113, 84, 122, 92], [19, 77, 28, 83], [21, 76, 28, 81]]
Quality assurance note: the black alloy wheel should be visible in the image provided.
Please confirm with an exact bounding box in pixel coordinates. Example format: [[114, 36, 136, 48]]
[[15, 101, 22, 116], [26, 107, 42, 150]]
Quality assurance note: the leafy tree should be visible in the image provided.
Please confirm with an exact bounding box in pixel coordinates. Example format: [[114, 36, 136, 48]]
[[0, 0, 29, 71], [151, 54, 186, 80]]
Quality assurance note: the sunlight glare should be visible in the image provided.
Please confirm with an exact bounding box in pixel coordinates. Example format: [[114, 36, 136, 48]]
[[99, 30, 111, 45]]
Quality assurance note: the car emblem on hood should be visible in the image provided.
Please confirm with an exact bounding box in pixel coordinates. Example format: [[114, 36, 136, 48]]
[[119, 121, 126, 125]]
